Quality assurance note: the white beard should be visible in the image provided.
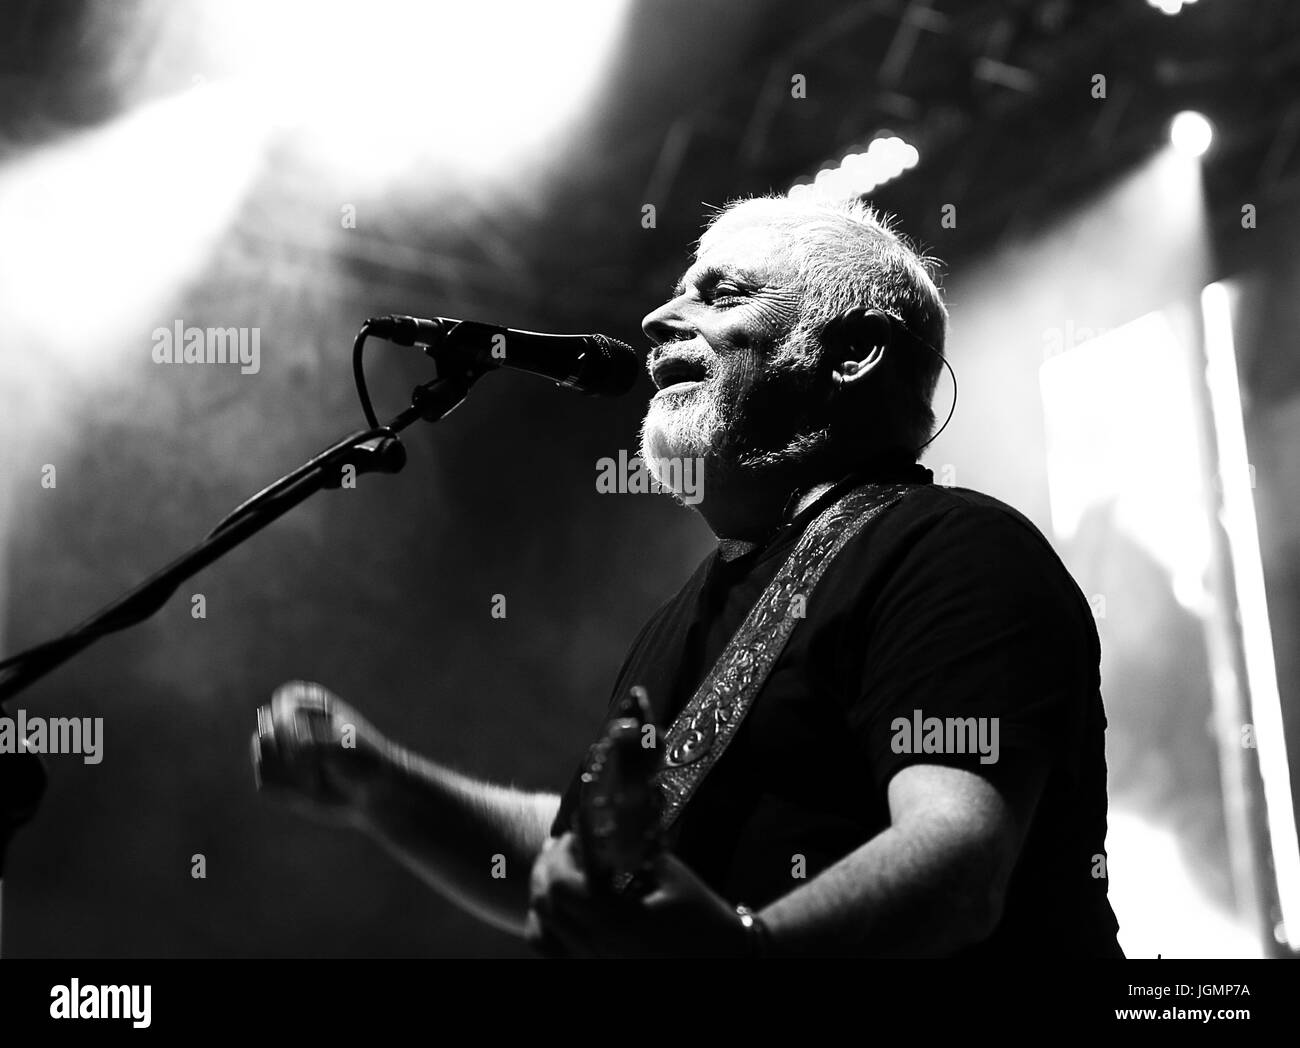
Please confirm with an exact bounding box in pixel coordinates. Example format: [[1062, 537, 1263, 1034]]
[[639, 384, 721, 496], [639, 323, 833, 501]]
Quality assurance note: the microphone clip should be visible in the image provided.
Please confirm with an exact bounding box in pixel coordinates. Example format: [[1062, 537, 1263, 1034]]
[[366, 314, 455, 348], [320, 431, 407, 489]]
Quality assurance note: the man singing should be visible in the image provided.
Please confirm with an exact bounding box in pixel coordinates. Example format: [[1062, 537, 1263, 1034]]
[[251, 193, 1123, 958]]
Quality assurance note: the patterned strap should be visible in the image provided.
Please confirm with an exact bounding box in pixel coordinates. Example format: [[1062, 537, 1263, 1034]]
[[651, 481, 915, 835]]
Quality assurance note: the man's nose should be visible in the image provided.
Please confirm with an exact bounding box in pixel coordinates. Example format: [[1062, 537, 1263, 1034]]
[[641, 297, 693, 346]]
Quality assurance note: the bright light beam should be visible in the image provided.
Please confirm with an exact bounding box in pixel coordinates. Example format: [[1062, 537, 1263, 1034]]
[[181, 0, 631, 187], [1039, 311, 1213, 613], [0, 82, 272, 374], [1202, 281, 1300, 948]]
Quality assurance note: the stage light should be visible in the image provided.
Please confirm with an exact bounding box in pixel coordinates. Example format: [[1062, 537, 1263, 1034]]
[[1107, 809, 1261, 957], [181, 0, 631, 187], [1040, 310, 1213, 612], [0, 82, 271, 369], [1170, 111, 1213, 157], [1147, 0, 1199, 15], [789, 135, 920, 200], [1202, 281, 1300, 946]]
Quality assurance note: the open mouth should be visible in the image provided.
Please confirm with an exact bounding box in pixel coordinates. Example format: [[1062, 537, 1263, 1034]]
[[650, 352, 711, 394]]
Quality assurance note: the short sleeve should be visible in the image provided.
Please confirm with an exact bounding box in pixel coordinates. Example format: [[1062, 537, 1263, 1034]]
[[848, 504, 1095, 794]]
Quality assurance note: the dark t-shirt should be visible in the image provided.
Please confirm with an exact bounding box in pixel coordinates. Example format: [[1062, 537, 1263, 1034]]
[[553, 460, 1123, 958]]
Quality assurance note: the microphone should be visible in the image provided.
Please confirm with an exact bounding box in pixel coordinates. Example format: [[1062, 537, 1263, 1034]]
[[366, 314, 640, 397]]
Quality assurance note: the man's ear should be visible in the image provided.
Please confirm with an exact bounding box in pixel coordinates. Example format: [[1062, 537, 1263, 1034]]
[[826, 306, 893, 388]]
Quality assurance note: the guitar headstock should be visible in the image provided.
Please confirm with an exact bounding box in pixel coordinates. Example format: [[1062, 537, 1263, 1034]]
[[575, 685, 663, 896]]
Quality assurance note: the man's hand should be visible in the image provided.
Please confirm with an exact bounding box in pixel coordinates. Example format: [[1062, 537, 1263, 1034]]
[[251, 680, 391, 828], [525, 832, 748, 958]]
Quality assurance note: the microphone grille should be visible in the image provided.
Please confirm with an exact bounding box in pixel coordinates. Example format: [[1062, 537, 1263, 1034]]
[[588, 334, 640, 396]]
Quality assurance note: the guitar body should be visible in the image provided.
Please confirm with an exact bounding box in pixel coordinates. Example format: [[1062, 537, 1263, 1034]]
[[574, 685, 663, 896]]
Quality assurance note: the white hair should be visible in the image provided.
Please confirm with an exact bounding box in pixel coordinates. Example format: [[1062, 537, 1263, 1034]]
[[701, 193, 948, 453]]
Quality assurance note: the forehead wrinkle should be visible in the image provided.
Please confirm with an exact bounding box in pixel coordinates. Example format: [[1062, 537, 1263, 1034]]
[[673, 242, 794, 298]]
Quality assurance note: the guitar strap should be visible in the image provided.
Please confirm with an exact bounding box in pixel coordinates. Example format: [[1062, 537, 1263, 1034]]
[[650, 480, 917, 838]]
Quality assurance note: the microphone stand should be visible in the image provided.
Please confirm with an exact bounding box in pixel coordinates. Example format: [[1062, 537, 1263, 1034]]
[[0, 352, 488, 955]]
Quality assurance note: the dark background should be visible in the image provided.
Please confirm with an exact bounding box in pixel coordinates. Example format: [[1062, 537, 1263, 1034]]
[[1, 0, 1297, 956]]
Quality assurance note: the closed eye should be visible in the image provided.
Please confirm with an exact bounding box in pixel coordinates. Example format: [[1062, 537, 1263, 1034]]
[[672, 265, 755, 305], [704, 282, 747, 306]]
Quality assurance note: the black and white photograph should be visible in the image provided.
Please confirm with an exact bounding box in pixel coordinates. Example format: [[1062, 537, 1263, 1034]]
[[0, 0, 1296, 1030]]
